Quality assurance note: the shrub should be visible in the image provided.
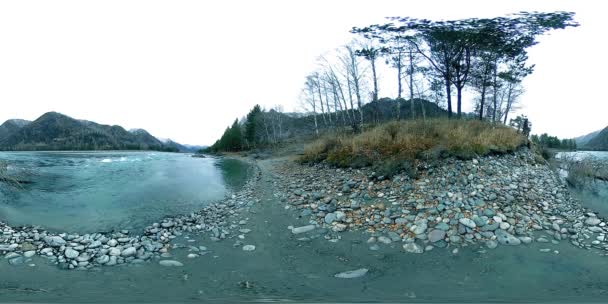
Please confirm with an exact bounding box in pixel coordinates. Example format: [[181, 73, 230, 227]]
[[300, 118, 526, 175]]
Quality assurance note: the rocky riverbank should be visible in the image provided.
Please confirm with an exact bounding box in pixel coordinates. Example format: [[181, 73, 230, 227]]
[[0, 163, 262, 270], [272, 148, 608, 255], [3, 148, 608, 271]]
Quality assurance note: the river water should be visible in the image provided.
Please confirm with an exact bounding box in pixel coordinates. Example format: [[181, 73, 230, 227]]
[[0, 152, 249, 233], [557, 151, 608, 217]]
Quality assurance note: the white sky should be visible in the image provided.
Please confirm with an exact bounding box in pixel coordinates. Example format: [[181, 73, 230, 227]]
[[0, 0, 605, 145]]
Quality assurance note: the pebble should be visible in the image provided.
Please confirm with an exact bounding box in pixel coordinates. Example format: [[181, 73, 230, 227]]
[[403, 243, 423, 254], [242, 245, 256, 251], [377, 236, 392, 244], [292, 225, 316, 234], [64, 248, 79, 259], [159, 260, 183, 267], [334, 268, 368, 279], [121, 247, 137, 257], [428, 230, 446, 243], [459, 218, 476, 229]]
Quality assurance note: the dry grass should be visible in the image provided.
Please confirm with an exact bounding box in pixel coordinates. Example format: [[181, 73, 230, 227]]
[[301, 119, 526, 170], [563, 158, 608, 188]]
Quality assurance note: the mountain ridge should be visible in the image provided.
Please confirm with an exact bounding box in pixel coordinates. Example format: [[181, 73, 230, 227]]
[[583, 126, 608, 151], [0, 112, 193, 152]]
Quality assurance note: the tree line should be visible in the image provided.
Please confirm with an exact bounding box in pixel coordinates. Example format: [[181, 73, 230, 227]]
[[207, 11, 578, 152], [300, 11, 577, 134], [531, 133, 577, 151], [205, 104, 287, 152]]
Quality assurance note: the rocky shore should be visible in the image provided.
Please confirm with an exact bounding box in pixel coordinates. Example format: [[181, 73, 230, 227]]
[[273, 148, 608, 255], [0, 164, 262, 270], [3, 148, 608, 271]]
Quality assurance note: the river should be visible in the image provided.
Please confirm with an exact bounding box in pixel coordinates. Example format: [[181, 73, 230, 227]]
[[0, 151, 250, 233]]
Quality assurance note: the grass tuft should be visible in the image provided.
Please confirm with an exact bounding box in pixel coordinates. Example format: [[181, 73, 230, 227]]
[[300, 119, 527, 175]]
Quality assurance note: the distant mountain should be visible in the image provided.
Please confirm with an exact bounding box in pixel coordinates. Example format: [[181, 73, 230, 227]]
[[161, 139, 201, 153], [184, 144, 206, 152], [584, 126, 608, 151], [0, 119, 31, 142], [158, 137, 205, 153], [575, 129, 602, 146], [0, 112, 175, 151]]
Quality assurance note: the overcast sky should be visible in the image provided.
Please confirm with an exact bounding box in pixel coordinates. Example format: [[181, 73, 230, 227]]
[[0, 0, 605, 145]]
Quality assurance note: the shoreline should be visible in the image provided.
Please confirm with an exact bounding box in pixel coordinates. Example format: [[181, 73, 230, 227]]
[[0, 156, 261, 269], [2, 149, 608, 271], [271, 148, 608, 255]]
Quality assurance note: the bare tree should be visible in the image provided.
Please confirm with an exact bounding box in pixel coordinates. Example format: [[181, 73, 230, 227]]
[[342, 44, 365, 128], [301, 75, 320, 135]]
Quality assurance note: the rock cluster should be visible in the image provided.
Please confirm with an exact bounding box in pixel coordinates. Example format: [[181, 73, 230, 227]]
[[274, 149, 608, 254]]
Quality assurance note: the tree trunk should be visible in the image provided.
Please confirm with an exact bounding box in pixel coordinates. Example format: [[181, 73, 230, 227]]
[[334, 74, 352, 124], [445, 75, 452, 118], [503, 83, 514, 125], [315, 77, 327, 126], [332, 82, 346, 125], [346, 73, 357, 131], [492, 64, 498, 123], [371, 58, 378, 102], [456, 85, 463, 119], [311, 92, 319, 136], [323, 85, 332, 124], [409, 49, 415, 120], [396, 61, 402, 120], [479, 84, 486, 120]]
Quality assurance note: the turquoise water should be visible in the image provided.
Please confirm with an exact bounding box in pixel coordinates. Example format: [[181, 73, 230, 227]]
[[0, 151, 248, 233]]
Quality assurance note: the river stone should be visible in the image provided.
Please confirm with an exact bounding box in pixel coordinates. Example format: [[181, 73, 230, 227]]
[[519, 236, 533, 244], [412, 222, 428, 235], [395, 218, 408, 225], [20, 243, 36, 251], [435, 222, 450, 231], [495, 229, 521, 245], [403, 243, 423, 254], [292, 225, 315, 234], [108, 248, 121, 256], [121, 247, 137, 257], [486, 240, 498, 249], [334, 268, 368, 279], [585, 217, 601, 226], [0, 244, 13, 251], [459, 218, 476, 229], [107, 239, 118, 247], [472, 215, 487, 227], [335, 211, 346, 221], [8, 256, 24, 266], [428, 229, 446, 243], [23, 251, 36, 258], [161, 222, 174, 228], [64, 248, 79, 259], [377, 236, 392, 244], [96, 255, 110, 264], [324, 213, 337, 224], [45, 236, 66, 247], [242, 245, 256, 251], [159, 260, 183, 267], [76, 253, 90, 262]]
